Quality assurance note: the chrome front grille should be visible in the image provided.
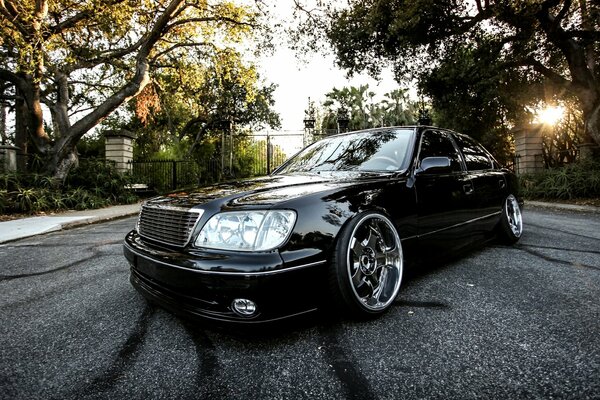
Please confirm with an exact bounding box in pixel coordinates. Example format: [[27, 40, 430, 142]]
[[138, 205, 203, 247]]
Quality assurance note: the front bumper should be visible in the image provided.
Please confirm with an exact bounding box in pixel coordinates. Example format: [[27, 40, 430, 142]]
[[124, 230, 326, 323]]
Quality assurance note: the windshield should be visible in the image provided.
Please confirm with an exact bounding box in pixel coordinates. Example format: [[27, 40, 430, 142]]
[[276, 129, 414, 174]]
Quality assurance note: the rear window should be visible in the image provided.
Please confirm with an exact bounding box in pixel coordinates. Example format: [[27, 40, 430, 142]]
[[453, 134, 493, 171], [418, 130, 463, 172]]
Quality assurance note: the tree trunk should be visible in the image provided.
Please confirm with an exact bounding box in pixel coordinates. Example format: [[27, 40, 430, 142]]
[[51, 146, 78, 183], [0, 101, 6, 145], [581, 98, 600, 159], [15, 94, 28, 172]]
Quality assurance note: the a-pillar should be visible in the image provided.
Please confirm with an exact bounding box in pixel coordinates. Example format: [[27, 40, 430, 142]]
[[513, 124, 545, 175], [104, 129, 136, 173]]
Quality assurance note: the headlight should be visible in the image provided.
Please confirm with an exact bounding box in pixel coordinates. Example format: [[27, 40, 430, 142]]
[[194, 210, 296, 251]]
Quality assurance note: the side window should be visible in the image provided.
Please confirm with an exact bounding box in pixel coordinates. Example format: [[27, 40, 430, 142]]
[[418, 130, 462, 172], [453, 134, 493, 171]]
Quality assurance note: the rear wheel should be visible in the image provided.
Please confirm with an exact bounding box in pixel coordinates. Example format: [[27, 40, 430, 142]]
[[497, 194, 523, 244], [329, 212, 403, 317]]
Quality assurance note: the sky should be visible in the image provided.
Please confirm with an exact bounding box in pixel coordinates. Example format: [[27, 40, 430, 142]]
[[257, 47, 399, 132], [253, 1, 402, 133]]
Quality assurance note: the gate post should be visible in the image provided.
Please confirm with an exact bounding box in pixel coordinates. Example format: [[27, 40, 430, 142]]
[[104, 129, 136, 173], [513, 124, 544, 175], [172, 160, 177, 190], [0, 145, 19, 172], [303, 98, 316, 147], [266, 134, 272, 174]]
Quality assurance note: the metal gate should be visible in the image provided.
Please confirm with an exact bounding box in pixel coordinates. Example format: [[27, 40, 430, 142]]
[[222, 132, 305, 177], [129, 132, 308, 192]]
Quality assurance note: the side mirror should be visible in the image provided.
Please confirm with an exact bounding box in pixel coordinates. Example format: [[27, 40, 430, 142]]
[[417, 157, 452, 174]]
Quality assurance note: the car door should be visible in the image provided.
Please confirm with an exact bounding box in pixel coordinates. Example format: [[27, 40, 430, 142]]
[[452, 133, 507, 232], [414, 129, 476, 251]]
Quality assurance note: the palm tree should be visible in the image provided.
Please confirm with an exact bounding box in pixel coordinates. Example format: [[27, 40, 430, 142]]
[[317, 85, 419, 133], [381, 89, 418, 126]]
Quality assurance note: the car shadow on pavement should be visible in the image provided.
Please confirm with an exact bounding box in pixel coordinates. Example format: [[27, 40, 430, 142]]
[[172, 237, 499, 340]]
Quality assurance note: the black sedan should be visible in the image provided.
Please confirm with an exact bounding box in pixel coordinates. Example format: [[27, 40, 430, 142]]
[[124, 126, 523, 323]]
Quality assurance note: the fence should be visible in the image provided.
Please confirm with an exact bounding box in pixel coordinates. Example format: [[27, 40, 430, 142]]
[[128, 159, 205, 191], [128, 132, 307, 192], [227, 133, 305, 176]]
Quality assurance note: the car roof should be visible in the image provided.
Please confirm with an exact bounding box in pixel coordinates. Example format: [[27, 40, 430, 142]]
[[326, 126, 419, 138]]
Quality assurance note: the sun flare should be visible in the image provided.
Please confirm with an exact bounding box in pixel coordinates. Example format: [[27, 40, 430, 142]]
[[536, 105, 565, 125]]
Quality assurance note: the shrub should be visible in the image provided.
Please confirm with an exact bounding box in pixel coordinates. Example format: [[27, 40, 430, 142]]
[[0, 158, 138, 214], [0, 189, 8, 213], [65, 159, 138, 204], [521, 159, 600, 200]]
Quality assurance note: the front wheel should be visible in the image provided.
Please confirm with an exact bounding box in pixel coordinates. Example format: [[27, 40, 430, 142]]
[[329, 212, 403, 317], [497, 194, 523, 244]]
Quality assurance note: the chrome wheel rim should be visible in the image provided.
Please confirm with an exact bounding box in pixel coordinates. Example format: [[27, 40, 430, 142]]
[[347, 214, 403, 311], [505, 195, 523, 238]]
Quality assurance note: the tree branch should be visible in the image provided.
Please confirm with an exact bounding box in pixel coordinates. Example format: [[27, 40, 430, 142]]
[[165, 16, 257, 31], [65, 0, 186, 144], [0, 69, 29, 95], [151, 41, 216, 60], [45, 0, 127, 39], [475, 0, 484, 13], [51, 71, 71, 136], [535, 3, 595, 88], [518, 57, 574, 90], [0, 0, 30, 37], [64, 37, 146, 73], [455, 5, 497, 35], [565, 29, 600, 42], [553, 0, 572, 30]]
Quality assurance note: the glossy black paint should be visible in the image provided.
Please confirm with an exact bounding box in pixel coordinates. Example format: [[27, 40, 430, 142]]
[[124, 126, 521, 323]]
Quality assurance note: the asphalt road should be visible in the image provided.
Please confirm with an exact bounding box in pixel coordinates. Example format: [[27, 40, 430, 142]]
[[1, 207, 599, 400]]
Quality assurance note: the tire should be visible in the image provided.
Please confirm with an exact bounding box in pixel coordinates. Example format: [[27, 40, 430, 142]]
[[497, 194, 523, 244], [328, 211, 403, 317]]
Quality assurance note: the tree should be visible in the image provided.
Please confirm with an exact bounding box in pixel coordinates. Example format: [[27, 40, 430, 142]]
[[130, 49, 280, 158], [299, 0, 600, 154], [0, 0, 260, 182], [418, 42, 538, 162], [541, 98, 584, 166], [320, 86, 369, 131], [380, 89, 418, 127], [317, 84, 417, 132]]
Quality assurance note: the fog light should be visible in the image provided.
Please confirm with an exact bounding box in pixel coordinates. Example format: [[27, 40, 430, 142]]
[[232, 298, 257, 317]]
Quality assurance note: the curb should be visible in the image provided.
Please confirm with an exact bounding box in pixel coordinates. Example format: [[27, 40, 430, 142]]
[[0, 203, 141, 244], [59, 212, 139, 229], [525, 200, 600, 213]]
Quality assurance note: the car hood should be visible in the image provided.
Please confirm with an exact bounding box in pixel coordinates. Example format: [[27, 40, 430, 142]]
[[143, 171, 396, 209]]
